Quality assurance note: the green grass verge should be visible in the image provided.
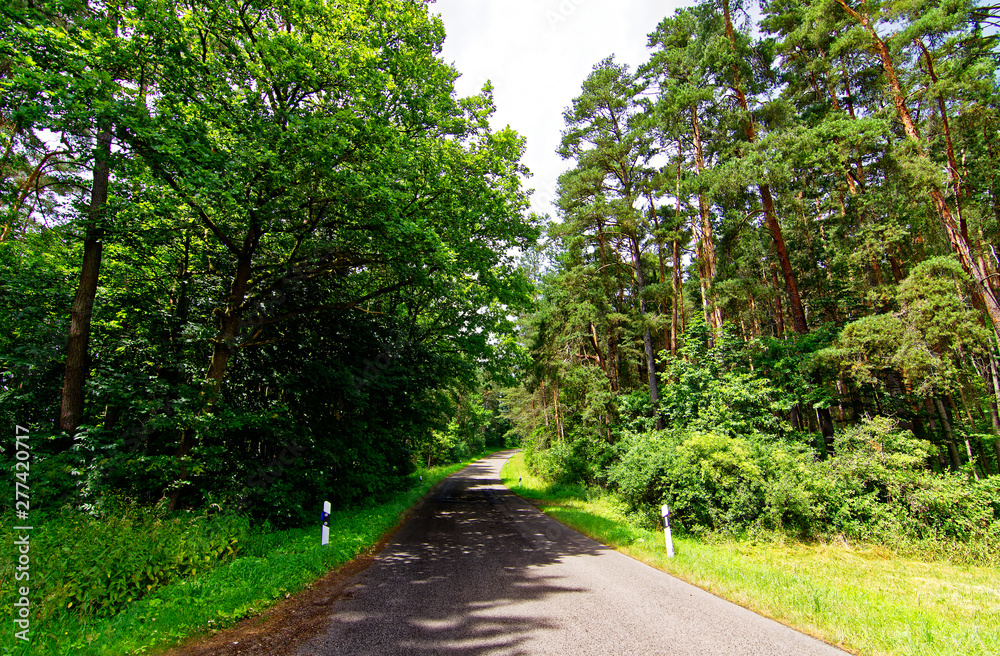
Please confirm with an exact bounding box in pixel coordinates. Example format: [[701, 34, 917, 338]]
[[501, 451, 1000, 656], [1, 452, 497, 656]]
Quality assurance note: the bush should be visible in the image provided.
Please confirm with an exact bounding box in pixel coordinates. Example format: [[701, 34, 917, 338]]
[[0, 501, 247, 621], [586, 417, 1000, 558], [526, 435, 612, 486], [608, 430, 813, 534]]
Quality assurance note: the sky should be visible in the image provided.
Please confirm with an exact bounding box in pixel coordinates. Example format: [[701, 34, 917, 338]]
[[431, 0, 686, 220]]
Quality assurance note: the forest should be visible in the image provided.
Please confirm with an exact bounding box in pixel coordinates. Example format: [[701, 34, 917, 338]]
[[1, 0, 531, 525], [2, 0, 1000, 649], [511, 0, 1000, 556]]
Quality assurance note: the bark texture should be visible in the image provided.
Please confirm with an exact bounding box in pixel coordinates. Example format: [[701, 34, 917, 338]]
[[59, 128, 112, 438]]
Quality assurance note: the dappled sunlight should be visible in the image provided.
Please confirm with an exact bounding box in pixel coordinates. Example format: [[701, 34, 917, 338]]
[[297, 450, 609, 656]]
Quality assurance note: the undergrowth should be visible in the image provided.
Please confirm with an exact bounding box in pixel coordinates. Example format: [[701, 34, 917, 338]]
[[0, 452, 495, 656], [502, 450, 1000, 656]]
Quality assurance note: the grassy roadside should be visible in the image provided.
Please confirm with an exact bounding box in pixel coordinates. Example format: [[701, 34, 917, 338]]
[[501, 451, 1000, 656], [1, 451, 497, 656]]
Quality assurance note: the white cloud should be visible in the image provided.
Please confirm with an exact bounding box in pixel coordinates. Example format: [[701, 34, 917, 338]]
[[432, 0, 686, 219]]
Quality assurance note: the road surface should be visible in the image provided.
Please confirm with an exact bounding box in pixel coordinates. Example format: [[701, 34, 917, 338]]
[[296, 450, 847, 655]]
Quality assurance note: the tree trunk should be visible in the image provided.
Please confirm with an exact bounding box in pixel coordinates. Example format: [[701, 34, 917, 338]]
[[724, 0, 832, 442], [995, 438, 1000, 476], [917, 39, 966, 220], [836, 0, 1000, 343], [952, 392, 982, 479], [540, 381, 549, 428], [554, 383, 564, 442], [166, 225, 260, 511], [672, 237, 681, 356], [762, 187, 808, 334], [990, 399, 1000, 436], [947, 440, 962, 472], [789, 405, 802, 431], [721, 0, 807, 334], [836, 376, 848, 426], [690, 108, 722, 331], [770, 262, 786, 337], [588, 321, 615, 391], [965, 437, 981, 480], [990, 354, 1000, 424], [631, 235, 662, 429], [606, 323, 620, 393], [596, 215, 623, 392], [647, 190, 671, 347], [59, 127, 112, 440], [205, 246, 256, 394], [934, 397, 961, 470], [816, 405, 836, 456], [671, 161, 683, 355], [974, 434, 992, 476], [888, 253, 905, 284]]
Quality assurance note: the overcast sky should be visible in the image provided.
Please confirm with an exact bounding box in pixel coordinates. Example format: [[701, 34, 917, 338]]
[[432, 0, 687, 220]]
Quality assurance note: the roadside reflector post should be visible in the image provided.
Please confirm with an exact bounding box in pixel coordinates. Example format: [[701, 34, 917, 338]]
[[661, 504, 675, 558], [321, 501, 331, 546], [518, 476, 522, 487]]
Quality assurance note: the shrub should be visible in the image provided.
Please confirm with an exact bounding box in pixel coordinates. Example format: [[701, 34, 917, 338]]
[[0, 501, 248, 621], [528, 440, 585, 485], [592, 417, 1000, 558], [608, 430, 805, 533]]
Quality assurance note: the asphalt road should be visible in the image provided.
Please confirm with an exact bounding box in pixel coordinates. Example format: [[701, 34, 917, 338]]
[[296, 450, 848, 656]]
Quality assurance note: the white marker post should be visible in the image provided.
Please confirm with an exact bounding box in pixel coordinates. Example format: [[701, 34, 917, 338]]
[[321, 501, 331, 546], [661, 504, 675, 558]]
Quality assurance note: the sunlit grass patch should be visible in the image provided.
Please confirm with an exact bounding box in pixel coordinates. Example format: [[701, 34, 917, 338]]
[[0, 453, 496, 656], [501, 450, 1000, 656]]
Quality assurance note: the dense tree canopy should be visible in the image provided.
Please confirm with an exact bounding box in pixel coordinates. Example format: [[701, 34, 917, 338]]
[[3, 0, 999, 545], [1, 0, 536, 522], [511, 0, 1000, 507]]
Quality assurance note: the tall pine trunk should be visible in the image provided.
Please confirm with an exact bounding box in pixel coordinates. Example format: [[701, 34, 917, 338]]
[[672, 237, 682, 356], [721, 0, 808, 334], [631, 235, 662, 429], [690, 106, 723, 331], [721, 0, 835, 448], [837, 0, 1000, 344]]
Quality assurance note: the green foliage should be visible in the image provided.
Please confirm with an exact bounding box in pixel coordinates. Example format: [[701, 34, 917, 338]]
[[1, 0, 538, 527], [502, 451, 1000, 656], [0, 233, 74, 429], [524, 434, 614, 486], [658, 318, 786, 437], [822, 256, 990, 398], [0, 501, 247, 623], [0, 456, 478, 656], [409, 386, 515, 467], [506, 0, 1000, 605], [608, 430, 812, 534], [599, 417, 998, 555]]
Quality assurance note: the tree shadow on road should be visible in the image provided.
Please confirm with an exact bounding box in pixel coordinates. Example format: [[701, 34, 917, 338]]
[[296, 454, 610, 656]]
